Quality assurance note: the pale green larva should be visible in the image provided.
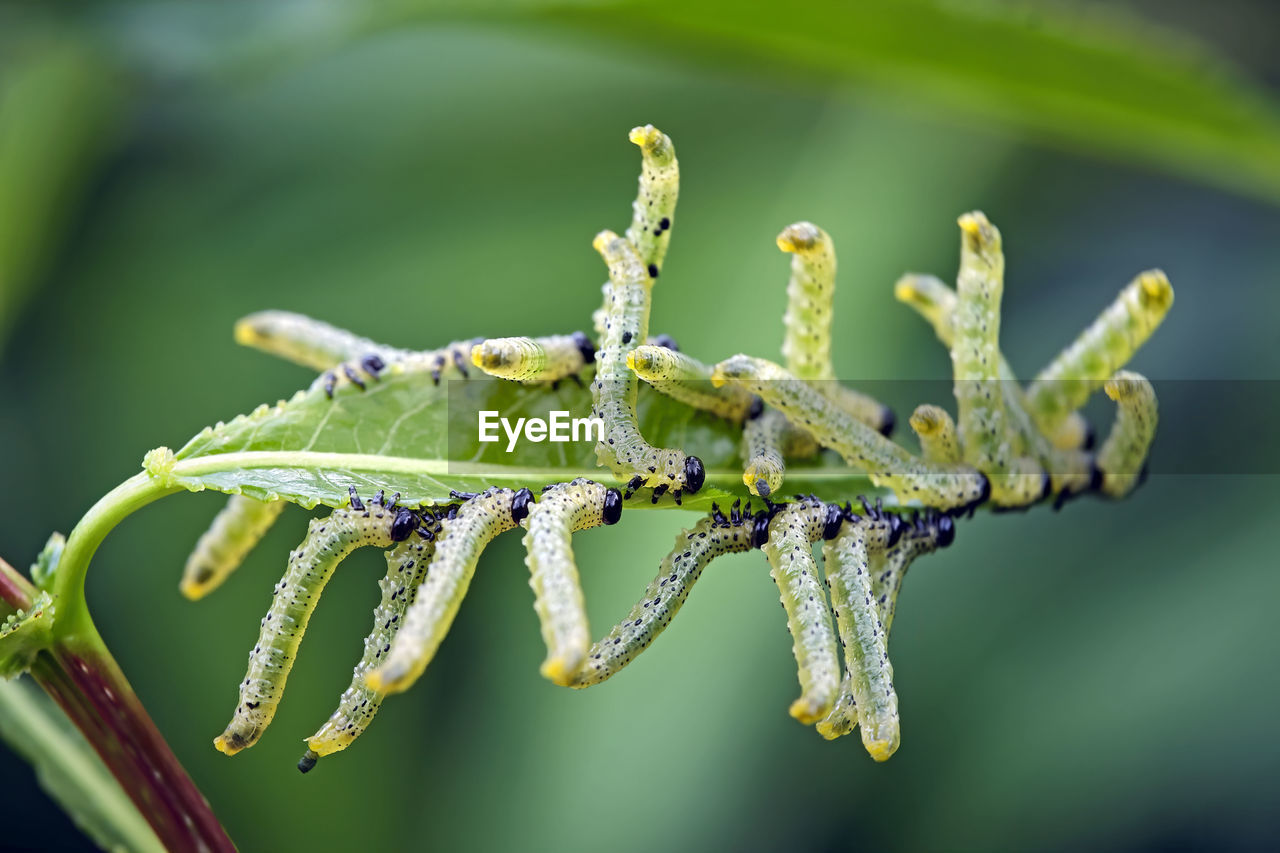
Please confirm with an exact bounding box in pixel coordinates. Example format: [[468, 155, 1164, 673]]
[[760, 498, 842, 725], [627, 345, 755, 422], [908, 404, 961, 465], [181, 495, 287, 601], [215, 490, 419, 755], [1096, 371, 1157, 499], [591, 230, 704, 501], [950, 212, 1046, 507], [234, 310, 400, 371], [624, 124, 678, 276], [1025, 269, 1173, 433], [569, 503, 756, 688], [470, 333, 595, 384], [300, 516, 442, 772], [521, 479, 623, 685], [712, 355, 989, 512], [366, 487, 533, 695], [739, 405, 819, 498], [819, 523, 899, 761]]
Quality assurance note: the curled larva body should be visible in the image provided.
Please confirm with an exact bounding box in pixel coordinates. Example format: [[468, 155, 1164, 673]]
[[951, 212, 1045, 507], [819, 524, 899, 761], [367, 488, 531, 694], [592, 230, 703, 499], [627, 345, 755, 422], [779, 222, 837, 382], [908, 404, 961, 465], [523, 479, 622, 685], [215, 496, 411, 755], [471, 333, 594, 384], [1026, 269, 1173, 432], [713, 355, 988, 511], [302, 525, 441, 768], [181, 495, 286, 600], [1096, 371, 1157, 498], [234, 310, 401, 371], [740, 406, 817, 498], [760, 499, 841, 724], [569, 506, 755, 688]]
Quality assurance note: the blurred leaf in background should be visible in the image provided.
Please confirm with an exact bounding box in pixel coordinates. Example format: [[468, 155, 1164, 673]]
[[0, 0, 1278, 851]]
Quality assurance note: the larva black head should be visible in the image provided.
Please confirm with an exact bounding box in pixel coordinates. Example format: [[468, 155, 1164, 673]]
[[1088, 459, 1104, 493], [602, 488, 623, 525], [511, 488, 534, 524], [747, 395, 764, 420], [1082, 420, 1098, 451], [822, 503, 844, 541], [751, 512, 772, 549], [683, 456, 705, 493], [886, 513, 906, 547], [572, 331, 595, 365], [1039, 470, 1052, 503], [651, 333, 679, 352], [754, 478, 771, 497], [878, 406, 896, 438], [298, 749, 318, 774], [390, 508, 417, 542], [934, 514, 956, 548]]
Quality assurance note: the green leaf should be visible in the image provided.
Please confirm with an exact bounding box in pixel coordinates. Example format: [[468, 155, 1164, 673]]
[[0, 593, 55, 679], [148, 363, 871, 513], [0, 678, 165, 853]]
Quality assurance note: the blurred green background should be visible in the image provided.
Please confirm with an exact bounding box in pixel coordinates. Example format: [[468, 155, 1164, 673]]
[[2, 1, 1278, 850]]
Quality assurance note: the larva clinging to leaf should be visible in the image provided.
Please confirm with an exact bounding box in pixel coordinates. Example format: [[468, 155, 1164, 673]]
[[522, 479, 623, 685], [627, 345, 755, 422], [215, 489, 419, 756], [367, 487, 533, 695], [471, 333, 595, 384], [181, 495, 286, 601]]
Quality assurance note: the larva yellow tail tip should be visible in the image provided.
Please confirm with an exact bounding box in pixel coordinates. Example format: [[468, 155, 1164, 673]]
[[893, 278, 919, 303], [213, 734, 244, 756], [1137, 269, 1174, 307], [787, 697, 827, 726], [232, 321, 260, 346], [592, 230, 619, 255], [625, 351, 637, 371], [178, 581, 206, 602], [470, 344, 486, 369], [539, 658, 576, 687], [776, 222, 822, 253], [628, 124, 664, 150], [957, 210, 988, 233], [864, 739, 900, 762]]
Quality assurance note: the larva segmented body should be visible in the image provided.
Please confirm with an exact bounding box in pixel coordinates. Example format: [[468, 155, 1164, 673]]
[[740, 405, 819, 498], [234, 310, 399, 371], [908, 404, 961, 465], [951, 212, 1045, 507], [470, 333, 594, 384], [627, 345, 755, 422], [1025, 269, 1173, 433], [522, 479, 622, 685], [568, 502, 755, 688], [591, 230, 704, 500], [819, 524, 899, 761], [1096, 371, 1157, 499], [181, 495, 287, 600], [301, 517, 442, 771], [215, 491, 418, 755], [713, 355, 988, 511], [779, 222, 837, 382], [367, 487, 533, 694], [624, 124, 678, 276], [759, 498, 842, 724]]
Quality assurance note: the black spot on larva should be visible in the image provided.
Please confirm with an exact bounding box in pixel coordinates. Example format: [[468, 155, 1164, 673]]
[[602, 489, 623, 525], [622, 331, 633, 344], [572, 330, 595, 365], [822, 503, 844, 540], [1082, 420, 1098, 451], [684, 456, 705, 493], [298, 750, 318, 774], [647, 263, 659, 278], [878, 406, 896, 437], [747, 395, 764, 420], [935, 515, 955, 548]]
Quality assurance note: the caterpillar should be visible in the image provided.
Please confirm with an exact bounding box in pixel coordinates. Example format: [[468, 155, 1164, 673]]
[[624, 124, 678, 277], [759, 497, 843, 724], [314, 339, 480, 398], [366, 487, 534, 695], [299, 511, 445, 772], [1096, 371, 1157, 499], [740, 402, 819, 498], [470, 333, 594, 384], [627, 345, 755, 422], [950, 212, 1047, 507], [521, 479, 623, 685], [591, 230, 704, 502], [908, 404, 961, 465], [712, 354, 989, 512], [1025, 269, 1173, 433], [234, 310, 400, 372], [181, 495, 287, 601], [215, 489, 420, 755], [568, 501, 757, 687]]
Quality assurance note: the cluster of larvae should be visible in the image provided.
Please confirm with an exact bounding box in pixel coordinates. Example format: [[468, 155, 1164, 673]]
[[193, 125, 1169, 768]]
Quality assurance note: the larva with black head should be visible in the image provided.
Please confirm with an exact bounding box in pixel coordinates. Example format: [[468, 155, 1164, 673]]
[[1096, 371, 1157, 499], [740, 405, 819, 498], [181, 495, 287, 600], [627, 345, 755, 422], [568, 501, 756, 687], [591, 230, 704, 500], [366, 487, 534, 695], [214, 489, 419, 755], [300, 510, 446, 771], [521, 479, 623, 685], [470, 333, 594, 384], [712, 354, 989, 512], [950, 212, 1046, 507], [1026, 270, 1173, 435], [759, 497, 843, 724]]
